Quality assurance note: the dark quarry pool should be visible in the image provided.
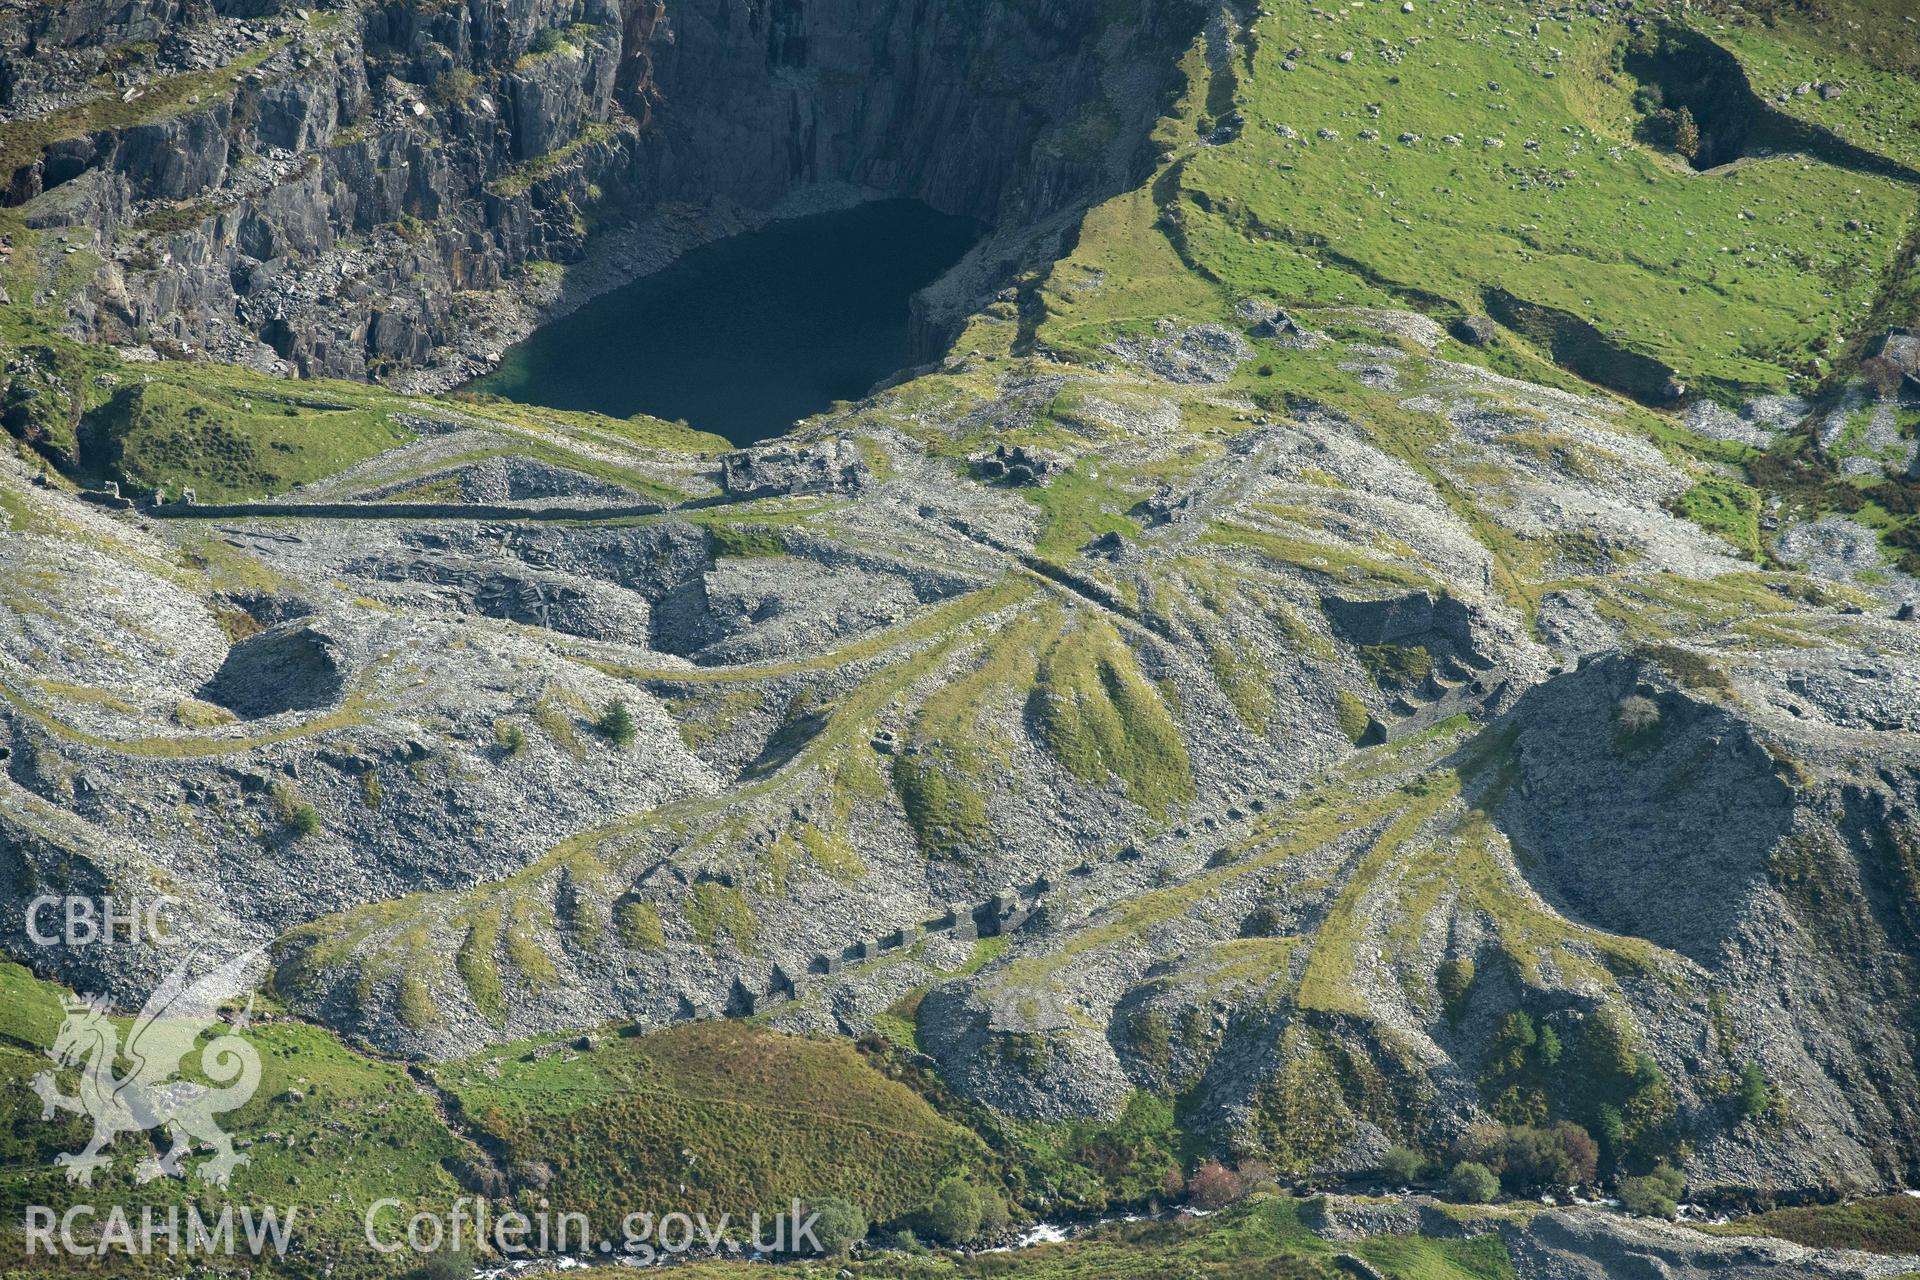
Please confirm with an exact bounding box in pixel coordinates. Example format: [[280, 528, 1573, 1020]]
[[469, 200, 982, 446]]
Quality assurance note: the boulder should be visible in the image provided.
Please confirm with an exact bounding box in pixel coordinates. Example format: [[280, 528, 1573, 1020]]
[[1451, 313, 1498, 346], [720, 438, 871, 499], [1869, 327, 1920, 373]]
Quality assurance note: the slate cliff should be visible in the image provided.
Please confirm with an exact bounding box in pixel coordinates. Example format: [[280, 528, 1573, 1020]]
[[0, 0, 1201, 384]]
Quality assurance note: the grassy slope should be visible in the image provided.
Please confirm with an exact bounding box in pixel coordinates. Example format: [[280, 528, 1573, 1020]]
[[1701, 1195, 1920, 1256], [0, 218, 725, 503], [89, 381, 414, 502], [0, 961, 466, 1279], [672, 1194, 1517, 1279], [438, 1021, 990, 1227], [0, 932, 1895, 1278], [1704, 4, 1920, 172], [42, 356, 727, 504], [1169, 0, 1915, 401], [1037, 0, 1920, 573], [0, 961, 1013, 1276]]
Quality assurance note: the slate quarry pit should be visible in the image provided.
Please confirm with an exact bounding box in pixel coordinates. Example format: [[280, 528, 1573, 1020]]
[[470, 200, 982, 447]]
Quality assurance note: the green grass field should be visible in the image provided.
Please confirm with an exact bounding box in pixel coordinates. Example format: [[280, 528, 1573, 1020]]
[[438, 1020, 992, 1228], [1162, 1, 1916, 402], [86, 381, 413, 502]]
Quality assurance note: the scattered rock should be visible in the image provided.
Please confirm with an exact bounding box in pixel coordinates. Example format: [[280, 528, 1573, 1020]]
[[720, 438, 871, 500], [971, 443, 1063, 485]]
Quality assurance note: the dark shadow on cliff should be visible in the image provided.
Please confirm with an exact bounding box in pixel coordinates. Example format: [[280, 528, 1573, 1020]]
[[1624, 25, 1920, 184], [1482, 289, 1687, 406], [199, 623, 345, 720], [1483, 653, 1796, 966]]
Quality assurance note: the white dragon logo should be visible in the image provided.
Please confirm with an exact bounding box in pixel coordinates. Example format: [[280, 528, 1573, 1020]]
[[30, 949, 266, 1188]]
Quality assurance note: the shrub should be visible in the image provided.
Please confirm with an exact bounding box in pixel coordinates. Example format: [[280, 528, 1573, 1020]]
[[494, 719, 527, 756], [1436, 956, 1475, 1022], [1619, 1163, 1684, 1218], [1862, 355, 1907, 399], [1490, 1010, 1538, 1073], [273, 782, 321, 838], [598, 698, 636, 748], [529, 25, 566, 55], [1454, 1119, 1598, 1193], [1453, 1120, 1508, 1170], [925, 1176, 983, 1244], [429, 68, 478, 107], [1479, 1009, 1565, 1127], [1236, 1160, 1277, 1193], [1447, 1161, 1500, 1204], [1379, 1145, 1428, 1185], [1595, 1103, 1626, 1152], [1736, 1062, 1772, 1121], [1499, 1122, 1598, 1191], [412, 1250, 476, 1280], [1187, 1158, 1244, 1210], [805, 1196, 866, 1256], [1382, 1143, 1428, 1189], [1023, 1091, 1189, 1210], [976, 1188, 1010, 1237], [1672, 106, 1700, 160], [1565, 1015, 1682, 1170], [1555, 1122, 1599, 1186], [884, 1228, 920, 1252], [1613, 694, 1663, 752]]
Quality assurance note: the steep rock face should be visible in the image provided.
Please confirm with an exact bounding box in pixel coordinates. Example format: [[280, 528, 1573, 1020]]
[[642, 0, 1179, 224], [6, 0, 192, 60], [9, 2, 635, 379], [5, 0, 1199, 385]]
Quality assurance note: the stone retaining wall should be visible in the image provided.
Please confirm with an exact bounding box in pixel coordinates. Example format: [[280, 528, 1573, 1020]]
[[144, 499, 665, 522]]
